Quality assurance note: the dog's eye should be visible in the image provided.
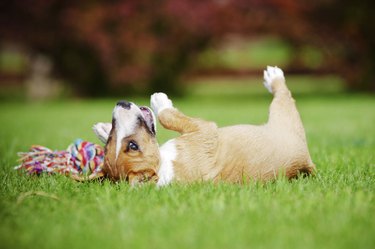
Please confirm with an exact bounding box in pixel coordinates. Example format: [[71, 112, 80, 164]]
[[128, 141, 139, 151]]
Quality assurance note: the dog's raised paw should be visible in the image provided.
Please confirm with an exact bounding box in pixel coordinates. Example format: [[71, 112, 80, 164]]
[[151, 92, 173, 115], [263, 66, 284, 93]]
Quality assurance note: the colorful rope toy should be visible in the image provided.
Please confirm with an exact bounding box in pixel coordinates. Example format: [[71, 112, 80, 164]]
[[16, 139, 104, 181]]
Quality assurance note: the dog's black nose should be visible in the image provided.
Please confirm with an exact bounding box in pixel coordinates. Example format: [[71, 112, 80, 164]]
[[116, 100, 131, 109]]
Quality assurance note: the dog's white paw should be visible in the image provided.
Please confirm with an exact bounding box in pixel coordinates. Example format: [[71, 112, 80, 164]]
[[263, 66, 284, 93], [151, 92, 173, 115], [93, 122, 112, 144]]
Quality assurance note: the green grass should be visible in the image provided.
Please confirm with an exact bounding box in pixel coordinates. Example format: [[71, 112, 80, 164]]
[[1, 76, 375, 249]]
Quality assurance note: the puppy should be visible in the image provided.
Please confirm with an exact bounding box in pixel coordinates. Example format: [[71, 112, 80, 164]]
[[93, 66, 315, 186]]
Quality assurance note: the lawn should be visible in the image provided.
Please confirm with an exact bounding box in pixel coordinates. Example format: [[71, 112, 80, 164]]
[[0, 76, 374, 249]]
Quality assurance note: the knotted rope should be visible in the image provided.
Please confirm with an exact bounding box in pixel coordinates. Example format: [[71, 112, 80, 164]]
[[15, 139, 104, 181]]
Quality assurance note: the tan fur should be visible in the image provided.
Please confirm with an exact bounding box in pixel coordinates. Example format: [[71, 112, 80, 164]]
[[158, 77, 315, 183], [102, 72, 315, 184]]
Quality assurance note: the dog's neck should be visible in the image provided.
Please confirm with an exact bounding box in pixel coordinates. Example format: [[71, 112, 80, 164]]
[[156, 140, 177, 186]]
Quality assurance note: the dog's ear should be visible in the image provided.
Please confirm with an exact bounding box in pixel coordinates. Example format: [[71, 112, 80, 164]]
[[127, 169, 159, 186], [93, 122, 112, 144], [140, 106, 157, 136]]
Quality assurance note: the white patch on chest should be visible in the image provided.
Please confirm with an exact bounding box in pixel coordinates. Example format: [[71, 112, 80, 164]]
[[157, 139, 177, 186]]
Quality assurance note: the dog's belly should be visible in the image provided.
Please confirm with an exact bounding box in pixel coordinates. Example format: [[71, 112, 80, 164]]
[[215, 125, 313, 182]]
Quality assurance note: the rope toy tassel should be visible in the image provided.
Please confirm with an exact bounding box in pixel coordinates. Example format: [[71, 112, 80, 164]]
[[16, 139, 105, 181]]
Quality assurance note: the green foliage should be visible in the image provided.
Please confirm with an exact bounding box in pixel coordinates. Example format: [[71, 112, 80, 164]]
[[0, 49, 27, 73], [196, 38, 292, 70], [0, 79, 374, 249]]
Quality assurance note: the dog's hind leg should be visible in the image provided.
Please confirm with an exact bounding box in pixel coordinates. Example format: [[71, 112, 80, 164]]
[[264, 66, 316, 174], [151, 92, 216, 134], [264, 66, 306, 139]]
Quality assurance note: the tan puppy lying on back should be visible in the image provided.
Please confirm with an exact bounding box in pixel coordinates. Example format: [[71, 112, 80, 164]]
[[93, 66, 315, 186]]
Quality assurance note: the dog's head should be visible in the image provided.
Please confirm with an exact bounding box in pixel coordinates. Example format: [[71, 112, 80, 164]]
[[95, 100, 160, 185]]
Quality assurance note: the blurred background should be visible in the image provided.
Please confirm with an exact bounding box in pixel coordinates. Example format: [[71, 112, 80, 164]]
[[0, 0, 374, 100]]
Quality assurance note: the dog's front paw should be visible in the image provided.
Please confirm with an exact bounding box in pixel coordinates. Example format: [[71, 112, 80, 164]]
[[151, 92, 173, 115], [263, 66, 284, 93]]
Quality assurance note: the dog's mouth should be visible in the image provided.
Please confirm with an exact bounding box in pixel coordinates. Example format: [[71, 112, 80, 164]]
[[113, 101, 156, 137], [140, 106, 156, 135]]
